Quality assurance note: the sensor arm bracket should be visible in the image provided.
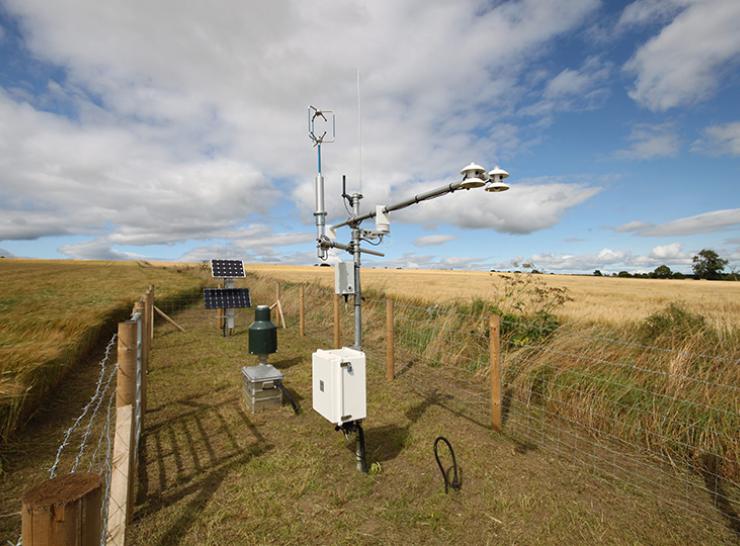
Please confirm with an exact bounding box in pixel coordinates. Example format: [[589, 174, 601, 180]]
[[330, 180, 466, 231], [319, 237, 385, 257]]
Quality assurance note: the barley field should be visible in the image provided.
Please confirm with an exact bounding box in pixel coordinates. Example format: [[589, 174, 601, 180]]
[[0, 259, 205, 439], [250, 264, 740, 328], [1, 261, 738, 543]]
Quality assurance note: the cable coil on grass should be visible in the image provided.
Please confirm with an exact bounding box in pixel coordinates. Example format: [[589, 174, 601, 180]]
[[434, 436, 462, 494]]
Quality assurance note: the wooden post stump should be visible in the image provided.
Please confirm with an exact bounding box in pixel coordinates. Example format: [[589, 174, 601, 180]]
[[22, 472, 102, 546]]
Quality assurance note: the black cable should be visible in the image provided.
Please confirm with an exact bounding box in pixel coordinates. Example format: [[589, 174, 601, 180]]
[[277, 382, 300, 415], [356, 422, 368, 473], [362, 236, 382, 246], [434, 436, 462, 494]]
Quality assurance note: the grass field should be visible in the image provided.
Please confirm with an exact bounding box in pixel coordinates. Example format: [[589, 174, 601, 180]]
[[249, 264, 740, 328], [0, 259, 206, 440], [261, 270, 739, 487], [0, 261, 738, 543], [2, 275, 736, 544]]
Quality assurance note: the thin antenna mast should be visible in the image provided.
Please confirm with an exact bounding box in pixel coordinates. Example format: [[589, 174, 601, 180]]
[[357, 69, 363, 193], [308, 106, 335, 261]]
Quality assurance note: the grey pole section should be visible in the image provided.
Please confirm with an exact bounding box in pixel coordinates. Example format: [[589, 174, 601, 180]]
[[351, 192, 363, 350], [331, 181, 467, 231], [314, 144, 328, 260]]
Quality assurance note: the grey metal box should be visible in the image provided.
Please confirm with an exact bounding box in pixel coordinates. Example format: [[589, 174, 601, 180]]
[[242, 365, 283, 413], [334, 262, 355, 295]]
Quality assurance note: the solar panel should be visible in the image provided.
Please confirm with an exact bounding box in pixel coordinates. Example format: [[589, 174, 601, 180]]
[[210, 259, 246, 278], [204, 288, 251, 309]]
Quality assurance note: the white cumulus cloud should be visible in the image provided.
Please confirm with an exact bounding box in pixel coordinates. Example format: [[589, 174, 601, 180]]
[[0, 0, 602, 251], [525, 242, 694, 273], [624, 0, 740, 111], [396, 178, 600, 234], [615, 209, 740, 236], [692, 121, 740, 156], [617, 0, 695, 30], [413, 234, 456, 247], [614, 123, 679, 159]]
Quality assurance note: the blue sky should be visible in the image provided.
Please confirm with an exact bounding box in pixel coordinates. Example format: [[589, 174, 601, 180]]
[[0, 0, 738, 274]]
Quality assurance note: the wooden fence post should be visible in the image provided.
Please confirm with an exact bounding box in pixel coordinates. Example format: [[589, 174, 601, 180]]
[[116, 321, 137, 408], [333, 294, 341, 349], [22, 473, 102, 546], [490, 314, 502, 432], [299, 285, 305, 337], [107, 404, 134, 543], [144, 289, 153, 410], [133, 300, 147, 425], [386, 299, 394, 381], [147, 285, 154, 343], [115, 320, 138, 524]]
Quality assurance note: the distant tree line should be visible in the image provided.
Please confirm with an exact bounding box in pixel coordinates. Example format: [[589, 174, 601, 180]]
[[593, 249, 736, 280]]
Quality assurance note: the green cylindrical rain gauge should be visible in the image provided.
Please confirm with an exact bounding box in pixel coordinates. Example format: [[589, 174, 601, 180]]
[[248, 305, 277, 356]]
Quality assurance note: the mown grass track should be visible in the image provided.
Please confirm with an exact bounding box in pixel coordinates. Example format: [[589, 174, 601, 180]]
[[122, 278, 737, 545]]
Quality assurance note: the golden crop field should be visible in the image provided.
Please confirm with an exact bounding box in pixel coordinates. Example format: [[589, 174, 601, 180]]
[[249, 264, 740, 327], [0, 259, 205, 439]]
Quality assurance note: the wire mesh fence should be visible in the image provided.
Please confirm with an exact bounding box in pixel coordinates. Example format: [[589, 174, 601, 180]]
[[151, 273, 740, 537], [8, 273, 736, 543], [6, 300, 149, 546], [276, 277, 739, 538]]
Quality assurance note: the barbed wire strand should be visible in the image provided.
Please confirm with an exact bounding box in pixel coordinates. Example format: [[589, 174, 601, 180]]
[[71, 360, 119, 474], [88, 385, 116, 473], [48, 333, 117, 479]]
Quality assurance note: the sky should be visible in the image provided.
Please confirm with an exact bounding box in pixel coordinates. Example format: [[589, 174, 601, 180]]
[[0, 0, 738, 274]]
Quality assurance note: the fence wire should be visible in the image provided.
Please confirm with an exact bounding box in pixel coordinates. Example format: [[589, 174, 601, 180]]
[[8, 304, 151, 546], [290, 287, 739, 539], [17, 277, 730, 543], [48, 333, 118, 479]]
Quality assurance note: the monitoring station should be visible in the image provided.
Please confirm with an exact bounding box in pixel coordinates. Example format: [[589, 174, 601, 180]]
[[242, 305, 284, 413], [204, 259, 251, 336], [307, 105, 511, 472], [202, 260, 295, 414]]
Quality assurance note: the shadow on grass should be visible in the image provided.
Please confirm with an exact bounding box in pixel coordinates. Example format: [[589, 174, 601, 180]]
[[272, 356, 303, 370], [359, 391, 457, 464], [700, 453, 740, 538], [153, 447, 270, 546], [137, 399, 273, 546], [364, 425, 409, 463]]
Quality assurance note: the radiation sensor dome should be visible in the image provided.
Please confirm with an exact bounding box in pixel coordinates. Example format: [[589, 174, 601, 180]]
[[485, 180, 510, 192], [487, 166, 509, 180], [459, 162, 487, 189], [485, 165, 510, 192]]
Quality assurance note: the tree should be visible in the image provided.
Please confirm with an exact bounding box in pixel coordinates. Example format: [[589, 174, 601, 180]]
[[593, 270, 603, 276], [653, 264, 673, 279], [617, 271, 631, 278], [692, 249, 728, 280]]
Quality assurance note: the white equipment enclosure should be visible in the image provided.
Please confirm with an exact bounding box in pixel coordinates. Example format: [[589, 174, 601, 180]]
[[312, 348, 367, 425]]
